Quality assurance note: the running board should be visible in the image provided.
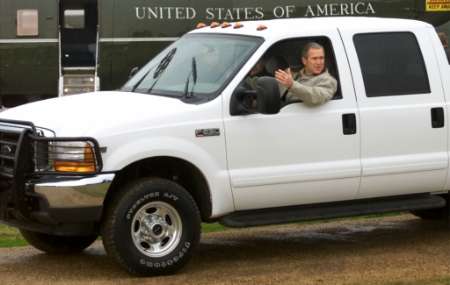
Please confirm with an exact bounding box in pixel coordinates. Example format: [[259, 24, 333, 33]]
[[220, 194, 447, 228]]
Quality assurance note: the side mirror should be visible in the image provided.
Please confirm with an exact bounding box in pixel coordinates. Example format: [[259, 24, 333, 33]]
[[129, 66, 140, 78], [230, 76, 280, 116], [254, 76, 280, 115], [230, 87, 257, 116]]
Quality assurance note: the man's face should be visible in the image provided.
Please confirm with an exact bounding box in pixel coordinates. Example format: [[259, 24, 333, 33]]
[[302, 48, 325, 75]]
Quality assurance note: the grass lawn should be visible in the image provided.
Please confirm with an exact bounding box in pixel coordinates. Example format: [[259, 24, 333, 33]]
[[0, 225, 27, 248]]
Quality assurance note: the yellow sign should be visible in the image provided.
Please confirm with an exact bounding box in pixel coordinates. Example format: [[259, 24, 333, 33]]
[[426, 0, 450, 11]]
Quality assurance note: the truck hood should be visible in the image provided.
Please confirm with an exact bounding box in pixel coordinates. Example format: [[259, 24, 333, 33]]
[[0, 92, 198, 137]]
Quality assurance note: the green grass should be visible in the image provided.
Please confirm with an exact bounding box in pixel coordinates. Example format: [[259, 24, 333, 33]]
[[0, 225, 27, 248], [202, 223, 226, 233]]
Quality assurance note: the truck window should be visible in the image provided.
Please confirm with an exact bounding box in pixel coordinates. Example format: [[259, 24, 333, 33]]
[[123, 34, 263, 102], [240, 36, 342, 107], [353, 32, 430, 97]]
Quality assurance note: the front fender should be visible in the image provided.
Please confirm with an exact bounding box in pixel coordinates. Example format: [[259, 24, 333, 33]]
[[102, 136, 234, 217]]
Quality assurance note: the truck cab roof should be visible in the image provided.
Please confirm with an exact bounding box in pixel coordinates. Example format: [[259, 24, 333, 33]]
[[190, 17, 434, 39]]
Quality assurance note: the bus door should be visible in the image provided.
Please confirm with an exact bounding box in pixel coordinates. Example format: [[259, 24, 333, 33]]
[[59, 0, 99, 96]]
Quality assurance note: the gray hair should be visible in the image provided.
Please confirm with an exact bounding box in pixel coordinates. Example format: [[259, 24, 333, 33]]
[[301, 42, 324, 59]]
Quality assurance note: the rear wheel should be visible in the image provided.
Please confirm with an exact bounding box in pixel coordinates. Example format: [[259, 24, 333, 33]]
[[102, 178, 201, 276], [19, 229, 97, 254]]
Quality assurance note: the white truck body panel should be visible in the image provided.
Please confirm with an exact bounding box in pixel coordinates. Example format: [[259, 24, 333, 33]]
[[340, 23, 449, 199], [0, 17, 448, 218], [222, 28, 361, 210]]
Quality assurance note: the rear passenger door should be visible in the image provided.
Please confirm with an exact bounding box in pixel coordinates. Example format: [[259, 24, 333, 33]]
[[340, 28, 448, 199]]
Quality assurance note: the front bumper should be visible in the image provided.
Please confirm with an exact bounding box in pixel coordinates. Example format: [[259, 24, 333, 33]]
[[33, 173, 114, 210], [28, 173, 115, 225], [0, 173, 115, 236]]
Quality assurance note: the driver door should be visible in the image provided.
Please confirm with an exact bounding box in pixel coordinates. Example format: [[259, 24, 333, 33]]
[[223, 32, 361, 211]]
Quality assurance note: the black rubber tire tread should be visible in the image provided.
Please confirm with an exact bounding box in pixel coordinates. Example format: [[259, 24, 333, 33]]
[[410, 208, 446, 220], [19, 229, 97, 254], [101, 178, 201, 276]]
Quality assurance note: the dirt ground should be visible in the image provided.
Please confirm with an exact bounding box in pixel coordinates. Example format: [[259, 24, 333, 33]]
[[1, 214, 450, 285]]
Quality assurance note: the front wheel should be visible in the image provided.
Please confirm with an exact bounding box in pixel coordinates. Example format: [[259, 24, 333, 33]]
[[102, 178, 201, 276], [19, 229, 97, 254]]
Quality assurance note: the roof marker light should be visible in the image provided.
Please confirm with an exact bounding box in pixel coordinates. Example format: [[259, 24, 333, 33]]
[[233, 22, 244, 29], [257, 24, 267, 31], [196, 22, 207, 29], [210, 22, 220, 28], [221, 22, 231, 28]]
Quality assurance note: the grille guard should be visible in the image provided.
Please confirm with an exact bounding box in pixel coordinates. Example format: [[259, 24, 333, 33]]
[[0, 118, 104, 221]]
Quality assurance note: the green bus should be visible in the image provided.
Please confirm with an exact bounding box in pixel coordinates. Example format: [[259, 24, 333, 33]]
[[0, 0, 449, 107]]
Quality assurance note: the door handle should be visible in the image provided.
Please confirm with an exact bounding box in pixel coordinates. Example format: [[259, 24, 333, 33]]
[[342, 113, 356, 135], [431, 107, 444, 128]]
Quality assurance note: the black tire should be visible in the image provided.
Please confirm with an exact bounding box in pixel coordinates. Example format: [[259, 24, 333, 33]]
[[102, 178, 201, 276], [19, 229, 97, 254], [410, 208, 446, 220]]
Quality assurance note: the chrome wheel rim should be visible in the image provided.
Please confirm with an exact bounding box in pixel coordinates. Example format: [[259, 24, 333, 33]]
[[131, 201, 182, 258]]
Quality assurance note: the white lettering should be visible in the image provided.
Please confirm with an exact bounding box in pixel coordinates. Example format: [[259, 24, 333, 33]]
[[167, 7, 174, 19], [135, 7, 146, 20], [255, 7, 264, 19], [317, 4, 328, 16], [341, 3, 350, 15], [366, 3, 376, 14], [148, 7, 158, 19], [304, 2, 377, 17], [330, 3, 339, 16], [134, 3, 376, 21], [206, 8, 214, 20], [175, 7, 184, 19], [224, 9, 234, 20], [286, 5, 295, 18], [187, 7, 196, 19], [305, 6, 315, 17], [243, 8, 252, 19], [355, 2, 364, 14], [233, 8, 242, 20], [273, 6, 285, 18]]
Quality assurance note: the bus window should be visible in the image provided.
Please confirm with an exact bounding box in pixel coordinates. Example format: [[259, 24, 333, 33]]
[[17, 9, 38, 36]]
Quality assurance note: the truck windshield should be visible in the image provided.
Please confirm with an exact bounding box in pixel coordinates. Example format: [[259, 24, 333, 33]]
[[122, 33, 263, 102]]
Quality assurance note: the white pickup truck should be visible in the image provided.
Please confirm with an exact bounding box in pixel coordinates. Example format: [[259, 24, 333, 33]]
[[0, 17, 449, 276]]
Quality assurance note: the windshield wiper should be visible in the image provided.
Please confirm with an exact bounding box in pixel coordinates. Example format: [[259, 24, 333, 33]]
[[147, 48, 177, 94], [131, 68, 152, 92], [184, 57, 197, 99], [130, 48, 177, 93]]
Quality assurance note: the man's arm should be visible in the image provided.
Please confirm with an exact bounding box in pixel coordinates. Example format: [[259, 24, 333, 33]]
[[288, 75, 337, 105]]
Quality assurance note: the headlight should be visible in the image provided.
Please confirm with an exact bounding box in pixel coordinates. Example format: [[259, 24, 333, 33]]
[[48, 141, 98, 173]]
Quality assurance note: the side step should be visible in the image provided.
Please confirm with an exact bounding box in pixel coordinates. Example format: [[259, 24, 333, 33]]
[[220, 194, 447, 228]]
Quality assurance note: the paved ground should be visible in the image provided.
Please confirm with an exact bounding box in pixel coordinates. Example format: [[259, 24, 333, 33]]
[[1, 214, 450, 285]]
